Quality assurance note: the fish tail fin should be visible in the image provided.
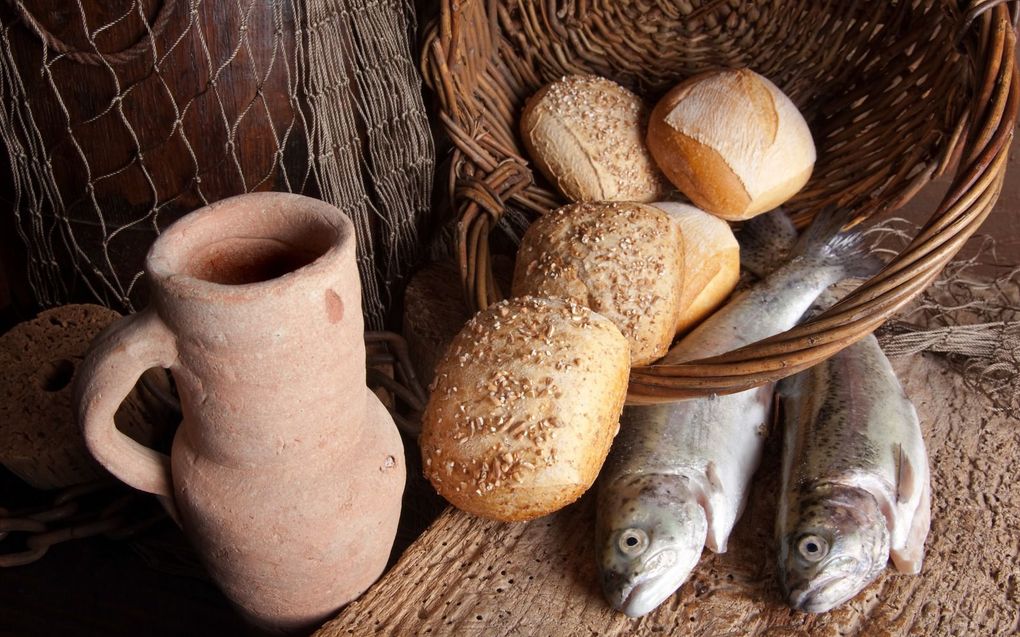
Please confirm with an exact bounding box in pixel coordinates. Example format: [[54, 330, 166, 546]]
[[792, 206, 885, 279], [737, 207, 799, 278]]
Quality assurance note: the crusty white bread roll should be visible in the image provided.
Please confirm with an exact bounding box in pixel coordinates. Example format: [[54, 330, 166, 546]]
[[420, 296, 629, 521], [647, 68, 815, 221], [652, 202, 740, 334], [521, 75, 670, 203], [511, 202, 684, 365]]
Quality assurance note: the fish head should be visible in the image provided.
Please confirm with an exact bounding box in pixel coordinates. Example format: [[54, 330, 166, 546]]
[[779, 484, 890, 613], [596, 473, 708, 618]]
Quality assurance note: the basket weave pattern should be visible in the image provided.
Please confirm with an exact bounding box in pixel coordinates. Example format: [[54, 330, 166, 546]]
[[421, 0, 1019, 399]]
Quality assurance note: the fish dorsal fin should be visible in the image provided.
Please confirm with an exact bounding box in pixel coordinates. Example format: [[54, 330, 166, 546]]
[[895, 443, 917, 504]]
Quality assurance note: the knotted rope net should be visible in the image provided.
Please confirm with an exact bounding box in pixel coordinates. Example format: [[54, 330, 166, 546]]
[[0, 0, 434, 328], [871, 220, 1020, 417]]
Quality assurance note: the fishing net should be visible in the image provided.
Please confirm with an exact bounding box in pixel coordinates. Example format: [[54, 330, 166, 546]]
[[0, 0, 434, 328], [871, 220, 1020, 418]]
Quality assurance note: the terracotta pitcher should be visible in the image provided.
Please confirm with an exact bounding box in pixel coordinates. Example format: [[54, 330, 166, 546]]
[[75, 192, 406, 632]]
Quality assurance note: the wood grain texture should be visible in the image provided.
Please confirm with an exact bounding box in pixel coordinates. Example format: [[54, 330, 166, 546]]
[[0, 0, 308, 311], [316, 353, 1020, 636]]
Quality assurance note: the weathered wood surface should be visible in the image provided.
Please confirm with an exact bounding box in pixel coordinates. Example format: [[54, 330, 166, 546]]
[[316, 353, 1020, 636]]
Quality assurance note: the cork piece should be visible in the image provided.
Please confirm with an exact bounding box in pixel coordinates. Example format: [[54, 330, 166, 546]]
[[316, 353, 1019, 636], [0, 304, 175, 489]]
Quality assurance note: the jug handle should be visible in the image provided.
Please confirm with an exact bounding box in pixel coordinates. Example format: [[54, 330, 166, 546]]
[[76, 308, 180, 512]]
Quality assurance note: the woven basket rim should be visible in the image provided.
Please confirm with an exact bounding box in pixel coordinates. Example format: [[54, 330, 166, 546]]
[[421, 0, 1020, 400]]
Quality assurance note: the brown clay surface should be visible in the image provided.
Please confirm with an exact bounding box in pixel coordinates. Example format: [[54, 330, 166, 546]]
[[316, 352, 1020, 636]]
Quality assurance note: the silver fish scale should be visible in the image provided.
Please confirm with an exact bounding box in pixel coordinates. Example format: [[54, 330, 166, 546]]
[[597, 209, 883, 618], [606, 258, 862, 547], [664, 259, 849, 365], [779, 333, 929, 557]]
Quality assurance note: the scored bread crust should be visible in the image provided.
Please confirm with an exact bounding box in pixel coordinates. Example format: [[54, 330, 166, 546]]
[[521, 75, 670, 203], [511, 202, 684, 366], [420, 296, 630, 522], [647, 68, 816, 221]]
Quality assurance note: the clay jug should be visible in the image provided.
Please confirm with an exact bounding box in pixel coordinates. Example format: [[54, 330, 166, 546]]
[[75, 192, 406, 632]]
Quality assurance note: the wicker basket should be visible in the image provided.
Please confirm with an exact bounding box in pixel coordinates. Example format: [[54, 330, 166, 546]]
[[420, 0, 1018, 399]]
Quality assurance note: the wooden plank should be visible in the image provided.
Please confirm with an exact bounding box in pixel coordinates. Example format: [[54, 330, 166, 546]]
[[316, 353, 1020, 636]]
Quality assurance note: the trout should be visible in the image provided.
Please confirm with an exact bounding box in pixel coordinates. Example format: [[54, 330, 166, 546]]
[[776, 330, 930, 613], [597, 208, 878, 617]]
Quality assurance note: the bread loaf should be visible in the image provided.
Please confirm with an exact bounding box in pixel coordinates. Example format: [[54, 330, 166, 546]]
[[0, 304, 176, 489], [403, 257, 514, 387], [652, 202, 740, 334], [512, 201, 683, 365], [420, 296, 629, 521], [403, 260, 473, 389], [521, 75, 670, 203], [647, 68, 815, 220]]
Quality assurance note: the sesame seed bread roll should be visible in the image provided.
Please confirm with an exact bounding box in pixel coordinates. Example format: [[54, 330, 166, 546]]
[[647, 68, 816, 220], [420, 296, 630, 522], [652, 201, 740, 335], [512, 202, 683, 365], [521, 75, 670, 203]]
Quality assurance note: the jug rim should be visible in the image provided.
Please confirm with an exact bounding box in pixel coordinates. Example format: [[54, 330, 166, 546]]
[[146, 192, 354, 301]]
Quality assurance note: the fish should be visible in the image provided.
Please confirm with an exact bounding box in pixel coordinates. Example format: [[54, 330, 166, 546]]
[[776, 328, 931, 613], [596, 208, 880, 618]]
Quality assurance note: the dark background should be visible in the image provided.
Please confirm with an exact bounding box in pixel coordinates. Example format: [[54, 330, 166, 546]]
[[0, 2, 1017, 636]]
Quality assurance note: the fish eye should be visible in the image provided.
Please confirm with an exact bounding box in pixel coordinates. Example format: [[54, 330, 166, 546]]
[[618, 528, 649, 556], [797, 534, 829, 562]]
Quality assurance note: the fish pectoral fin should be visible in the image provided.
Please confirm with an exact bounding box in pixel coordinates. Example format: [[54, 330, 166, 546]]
[[890, 469, 931, 574], [703, 498, 726, 554], [705, 461, 724, 494], [895, 443, 918, 504], [703, 498, 733, 554], [699, 464, 735, 554]]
